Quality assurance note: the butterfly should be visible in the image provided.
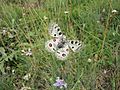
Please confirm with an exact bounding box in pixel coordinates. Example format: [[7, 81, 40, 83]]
[[45, 22, 83, 60]]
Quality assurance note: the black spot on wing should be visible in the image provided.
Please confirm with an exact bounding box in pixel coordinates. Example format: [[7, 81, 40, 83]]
[[57, 51, 60, 54], [78, 43, 80, 45], [49, 43, 52, 47], [62, 53, 66, 57], [59, 32, 62, 35], [57, 28, 60, 31], [71, 41, 74, 44], [78, 42, 82, 47], [75, 41, 78, 44], [54, 34, 56, 36], [53, 48, 56, 51]]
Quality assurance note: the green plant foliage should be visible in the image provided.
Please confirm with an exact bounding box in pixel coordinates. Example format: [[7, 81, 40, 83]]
[[0, 0, 120, 90]]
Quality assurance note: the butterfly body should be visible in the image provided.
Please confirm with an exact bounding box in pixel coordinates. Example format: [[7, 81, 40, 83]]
[[45, 22, 83, 60]]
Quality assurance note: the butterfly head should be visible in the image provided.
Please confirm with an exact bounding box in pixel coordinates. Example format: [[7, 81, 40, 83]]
[[57, 40, 66, 49]]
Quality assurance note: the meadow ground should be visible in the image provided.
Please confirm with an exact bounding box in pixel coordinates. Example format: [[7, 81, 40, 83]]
[[0, 0, 120, 90]]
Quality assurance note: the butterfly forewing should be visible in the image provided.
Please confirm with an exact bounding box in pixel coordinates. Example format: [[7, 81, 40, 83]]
[[48, 22, 63, 38], [45, 37, 64, 52], [68, 40, 83, 52]]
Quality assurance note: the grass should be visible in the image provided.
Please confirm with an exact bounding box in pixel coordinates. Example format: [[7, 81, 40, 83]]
[[0, 0, 120, 90]]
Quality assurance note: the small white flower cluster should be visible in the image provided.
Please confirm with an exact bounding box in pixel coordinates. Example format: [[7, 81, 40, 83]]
[[1, 27, 7, 36], [18, 73, 31, 90], [12, 69, 15, 74], [23, 73, 31, 81], [1, 27, 16, 38], [43, 16, 48, 20], [103, 70, 107, 74], [88, 58, 92, 62], [21, 48, 32, 56]]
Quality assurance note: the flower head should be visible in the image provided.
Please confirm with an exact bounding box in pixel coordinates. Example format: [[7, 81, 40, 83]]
[[21, 48, 32, 56], [26, 48, 32, 56], [12, 69, 15, 74], [1, 27, 7, 35], [53, 77, 67, 89], [88, 58, 92, 62], [43, 16, 48, 20], [23, 73, 31, 80]]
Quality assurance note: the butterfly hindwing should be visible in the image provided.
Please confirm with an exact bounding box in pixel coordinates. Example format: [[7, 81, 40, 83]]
[[45, 39, 56, 53], [68, 40, 83, 52], [48, 22, 63, 38], [55, 44, 69, 60], [45, 38, 63, 52]]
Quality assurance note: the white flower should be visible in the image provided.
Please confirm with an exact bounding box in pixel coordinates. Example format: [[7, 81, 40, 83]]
[[103, 70, 107, 74], [102, 8, 105, 12], [26, 48, 32, 56], [23, 73, 31, 80], [21, 50, 25, 53], [8, 32, 14, 38], [12, 69, 15, 74], [88, 58, 92, 62], [12, 19, 15, 23], [97, 21, 100, 23], [2, 30, 7, 35], [6, 66, 10, 70], [113, 32, 116, 36], [21, 50, 25, 55], [112, 9, 118, 13], [43, 16, 48, 20], [19, 19, 22, 21], [2, 27, 7, 35], [64, 11, 69, 14], [23, 13, 26, 16], [21, 48, 32, 56]]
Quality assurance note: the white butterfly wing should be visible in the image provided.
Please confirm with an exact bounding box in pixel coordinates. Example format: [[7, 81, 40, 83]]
[[68, 40, 83, 52], [48, 22, 63, 38], [45, 38, 63, 52], [55, 44, 69, 60], [45, 39, 57, 53]]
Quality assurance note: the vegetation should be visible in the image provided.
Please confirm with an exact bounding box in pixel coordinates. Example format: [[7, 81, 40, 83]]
[[0, 0, 120, 90]]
